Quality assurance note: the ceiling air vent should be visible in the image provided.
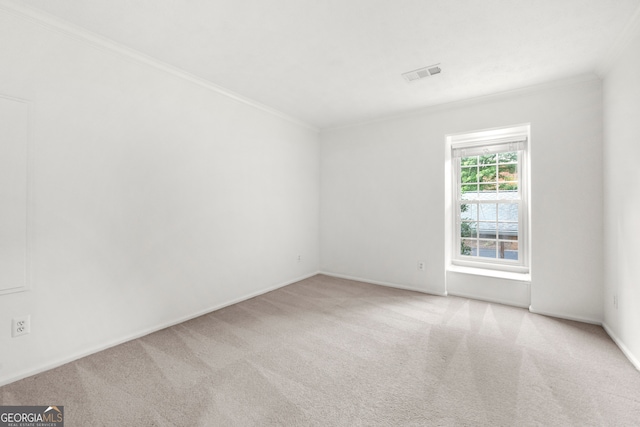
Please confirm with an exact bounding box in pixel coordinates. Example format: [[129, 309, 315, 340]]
[[402, 64, 441, 82]]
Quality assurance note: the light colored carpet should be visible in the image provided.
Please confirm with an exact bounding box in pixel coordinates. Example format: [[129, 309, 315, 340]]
[[2, 274, 639, 426]]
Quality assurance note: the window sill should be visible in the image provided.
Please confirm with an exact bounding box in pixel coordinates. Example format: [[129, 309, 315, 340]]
[[447, 264, 531, 282]]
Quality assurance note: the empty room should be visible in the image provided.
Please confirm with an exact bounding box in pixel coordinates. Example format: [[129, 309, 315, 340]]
[[1, 0, 640, 425]]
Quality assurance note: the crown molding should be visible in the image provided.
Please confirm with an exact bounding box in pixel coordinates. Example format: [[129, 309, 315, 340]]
[[596, 4, 640, 78], [0, 0, 319, 132], [323, 73, 601, 132]]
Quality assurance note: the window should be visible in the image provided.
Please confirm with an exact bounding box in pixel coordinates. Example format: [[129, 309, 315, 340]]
[[450, 126, 529, 273]]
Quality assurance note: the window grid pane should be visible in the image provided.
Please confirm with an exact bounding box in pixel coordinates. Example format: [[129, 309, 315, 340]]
[[478, 240, 497, 258], [461, 238, 477, 256]]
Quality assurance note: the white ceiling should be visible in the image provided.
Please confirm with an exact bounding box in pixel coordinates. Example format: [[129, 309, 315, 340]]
[[13, 0, 640, 128]]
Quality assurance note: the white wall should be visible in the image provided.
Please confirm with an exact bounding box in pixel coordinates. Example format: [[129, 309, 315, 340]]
[[320, 77, 603, 322], [0, 9, 319, 385], [603, 23, 640, 368]]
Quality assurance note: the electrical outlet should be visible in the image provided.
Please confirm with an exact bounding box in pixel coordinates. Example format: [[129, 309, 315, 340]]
[[417, 261, 425, 271], [613, 295, 618, 309], [12, 315, 30, 338], [297, 254, 302, 263]]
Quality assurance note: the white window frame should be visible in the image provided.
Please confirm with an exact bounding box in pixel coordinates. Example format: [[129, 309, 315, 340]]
[[447, 125, 530, 274]]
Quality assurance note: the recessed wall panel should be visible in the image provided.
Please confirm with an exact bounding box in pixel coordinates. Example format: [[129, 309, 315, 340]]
[[0, 96, 29, 294]]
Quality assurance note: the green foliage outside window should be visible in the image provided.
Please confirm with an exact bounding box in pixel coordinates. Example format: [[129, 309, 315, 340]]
[[460, 152, 518, 191], [460, 205, 473, 256]]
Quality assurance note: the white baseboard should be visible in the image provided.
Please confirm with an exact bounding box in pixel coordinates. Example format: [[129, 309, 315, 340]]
[[447, 290, 529, 308], [602, 322, 640, 372], [0, 271, 320, 387], [319, 271, 447, 296], [528, 305, 602, 325]]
